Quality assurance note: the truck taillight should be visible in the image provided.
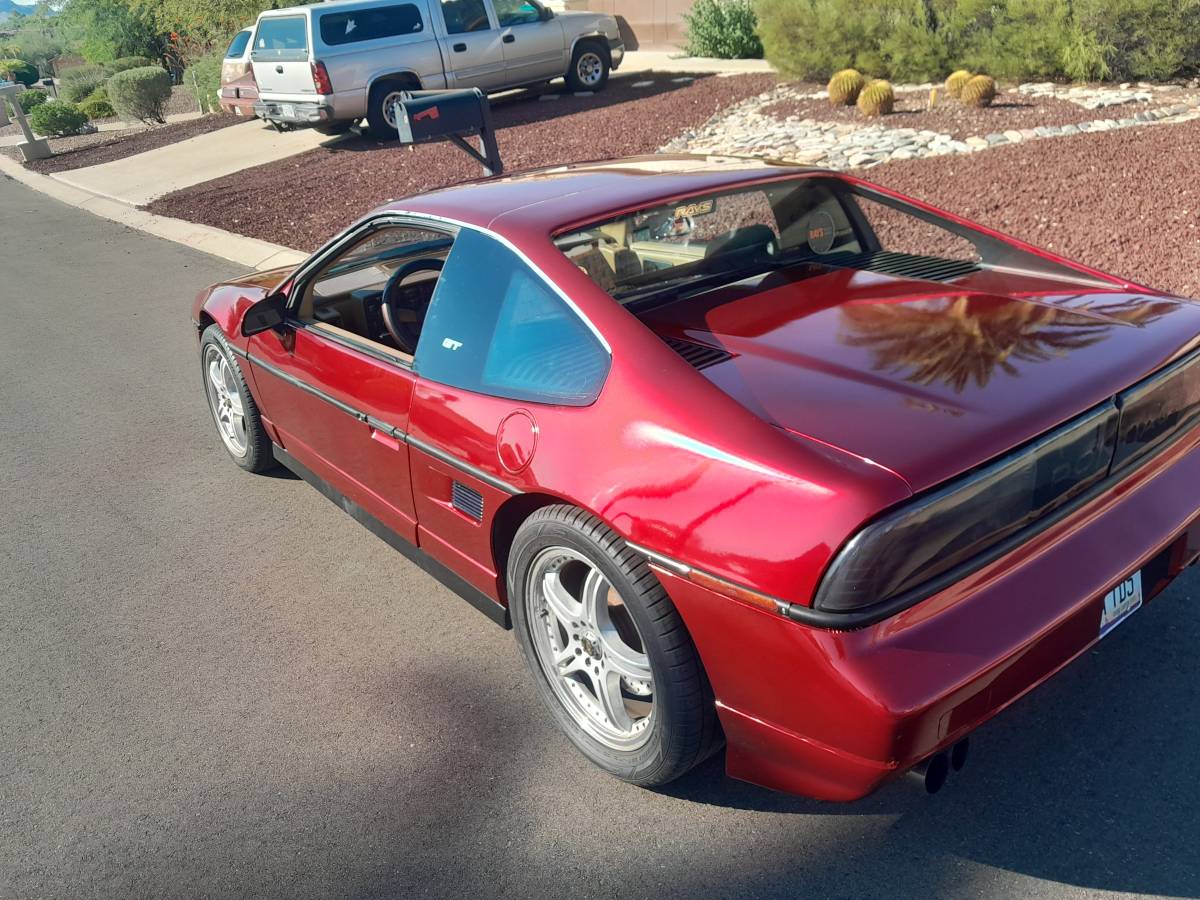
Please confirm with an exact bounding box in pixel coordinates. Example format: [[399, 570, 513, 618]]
[[311, 60, 333, 95]]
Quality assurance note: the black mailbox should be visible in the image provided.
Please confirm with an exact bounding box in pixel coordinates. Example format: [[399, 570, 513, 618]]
[[393, 88, 503, 176]]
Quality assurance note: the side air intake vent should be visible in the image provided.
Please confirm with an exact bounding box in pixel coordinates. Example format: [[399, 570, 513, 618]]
[[451, 481, 484, 521], [663, 337, 733, 370], [825, 250, 981, 282]]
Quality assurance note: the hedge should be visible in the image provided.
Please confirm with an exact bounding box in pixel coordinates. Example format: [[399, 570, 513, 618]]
[[107, 65, 172, 124], [29, 100, 89, 136]]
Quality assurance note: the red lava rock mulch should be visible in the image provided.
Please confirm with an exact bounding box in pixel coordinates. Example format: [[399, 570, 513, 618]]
[[761, 90, 1101, 139], [7, 113, 243, 174], [863, 118, 1200, 297], [146, 73, 776, 251]]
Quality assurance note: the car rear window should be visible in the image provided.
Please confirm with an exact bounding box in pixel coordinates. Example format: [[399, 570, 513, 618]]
[[253, 16, 308, 57], [225, 29, 252, 59], [319, 4, 424, 45]]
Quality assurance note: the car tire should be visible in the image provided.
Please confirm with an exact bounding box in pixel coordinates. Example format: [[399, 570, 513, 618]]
[[509, 505, 721, 786], [367, 80, 414, 138], [199, 324, 274, 473], [314, 120, 353, 136], [565, 42, 610, 92]]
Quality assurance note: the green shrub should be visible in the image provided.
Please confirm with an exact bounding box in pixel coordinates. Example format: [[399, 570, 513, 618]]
[[827, 68, 866, 105], [110, 56, 157, 73], [107, 65, 172, 124], [18, 88, 49, 113], [0, 58, 39, 86], [1072, 0, 1200, 80], [857, 78, 895, 116], [60, 64, 108, 103], [184, 52, 223, 114], [683, 0, 763, 59], [79, 89, 116, 119], [960, 73, 996, 106], [29, 100, 89, 136]]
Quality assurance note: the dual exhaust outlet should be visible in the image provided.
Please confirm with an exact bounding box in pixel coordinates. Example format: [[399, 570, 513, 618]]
[[910, 738, 970, 794]]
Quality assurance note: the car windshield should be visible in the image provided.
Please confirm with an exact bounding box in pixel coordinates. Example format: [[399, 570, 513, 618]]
[[553, 176, 984, 306]]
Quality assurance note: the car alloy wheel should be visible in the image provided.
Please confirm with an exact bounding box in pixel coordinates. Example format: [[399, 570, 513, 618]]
[[381, 89, 406, 129], [203, 344, 249, 457], [524, 546, 655, 750], [575, 51, 604, 87]]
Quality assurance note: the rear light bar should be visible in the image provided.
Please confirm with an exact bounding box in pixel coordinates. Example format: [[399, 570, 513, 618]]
[[311, 60, 333, 95], [1112, 347, 1200, 471]]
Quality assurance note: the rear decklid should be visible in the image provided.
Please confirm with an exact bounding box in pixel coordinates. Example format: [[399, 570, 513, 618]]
[[250, 12, 315, 96], [642, 264, 1200, 492]]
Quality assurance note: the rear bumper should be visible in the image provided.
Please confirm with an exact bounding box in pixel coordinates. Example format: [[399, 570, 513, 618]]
[[253, 99, 332, 124], [659, 427, 1200, 801]]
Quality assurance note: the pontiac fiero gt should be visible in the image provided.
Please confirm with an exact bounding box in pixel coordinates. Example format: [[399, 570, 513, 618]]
[[193, 156, 1200, 800]]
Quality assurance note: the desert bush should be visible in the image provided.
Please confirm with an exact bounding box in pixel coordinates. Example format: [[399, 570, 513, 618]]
[[79, 89, 116, 119], [944, 69, 972, 97], [18, 88, 49, 113], [857, 78, 895, 116], [60, 64, 109, 102], [110, 56, 157, 73], [1071, 0, 1200, 80], [0, 58, 39, 86], [184, 52, 223, 114], [827, 68, 866, 105], [29, 100, 89, 136], [683, 0, 763, 59], [107, 65, 172, 124], [960, 73, 996, 106]]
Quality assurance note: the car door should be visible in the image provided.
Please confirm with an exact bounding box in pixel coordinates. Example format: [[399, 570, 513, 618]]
[[245, 219, 456, 544], [250, 13, 315, 97], [405, 226, 612, 598], [434, 0, 507, 90], [492, 0, 567, 85]]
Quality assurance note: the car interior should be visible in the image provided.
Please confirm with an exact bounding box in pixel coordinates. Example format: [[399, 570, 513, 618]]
[[296, 226, 454, 359]]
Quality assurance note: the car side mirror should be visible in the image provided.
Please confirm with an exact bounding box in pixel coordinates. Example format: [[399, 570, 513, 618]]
[[540, 5, 554, 19], [242, 292, 287, 336]]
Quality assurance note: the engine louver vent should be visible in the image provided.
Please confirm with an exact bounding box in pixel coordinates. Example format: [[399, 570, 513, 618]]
[[451, 481, 484, 521], [663, 337, 733, 370], [825, 250, 981, 282]]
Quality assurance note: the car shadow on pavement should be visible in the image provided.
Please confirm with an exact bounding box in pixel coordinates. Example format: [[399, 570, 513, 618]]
[[653, 580, 1200, 897]]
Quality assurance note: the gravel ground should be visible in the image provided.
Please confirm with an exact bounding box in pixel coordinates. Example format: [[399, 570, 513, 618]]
[[761, 90, 1101, 140], [862, 117, 1200, 297], [3, 112, 242, 173], [146, 74, 776, 250]]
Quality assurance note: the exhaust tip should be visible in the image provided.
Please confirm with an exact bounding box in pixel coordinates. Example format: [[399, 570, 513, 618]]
[[950, 737, 969, 772], [910, 751, 950, 794]]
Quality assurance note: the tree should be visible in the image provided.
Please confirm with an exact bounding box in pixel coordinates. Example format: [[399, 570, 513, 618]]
[[60, 0, 161, 63]]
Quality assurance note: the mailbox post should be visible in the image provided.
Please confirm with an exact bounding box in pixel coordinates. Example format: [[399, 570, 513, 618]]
[[0, 81, 51, 161], [393, 88, 503, 177]]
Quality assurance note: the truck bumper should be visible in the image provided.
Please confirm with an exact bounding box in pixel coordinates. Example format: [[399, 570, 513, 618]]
[[657, 426, 1200, 801], [253, 100, 332, 124]]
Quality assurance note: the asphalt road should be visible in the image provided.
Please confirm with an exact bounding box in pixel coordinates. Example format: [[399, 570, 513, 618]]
[[2, 173, 1199, 900]]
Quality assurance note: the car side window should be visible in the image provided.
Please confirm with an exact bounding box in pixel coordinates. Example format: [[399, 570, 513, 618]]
[[319, 5, 424, 45], [415, 228, 610, 405], [440, 0, 491, 34], [494, 0, 542, 27], [225, 30, 251, 59]]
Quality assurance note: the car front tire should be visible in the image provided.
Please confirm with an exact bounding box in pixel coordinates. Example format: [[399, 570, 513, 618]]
[[565, 43, 610, 92], [367, 80, 414, 138], [509, 505, 720, 786], [200, 324, 274, 473]]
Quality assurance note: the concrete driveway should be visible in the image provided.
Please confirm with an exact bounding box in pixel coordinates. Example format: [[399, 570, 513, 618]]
[[2, 174, 1198, 899]]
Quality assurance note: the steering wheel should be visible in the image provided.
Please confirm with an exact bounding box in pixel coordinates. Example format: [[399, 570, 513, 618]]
[[381, 258, 444, 354]]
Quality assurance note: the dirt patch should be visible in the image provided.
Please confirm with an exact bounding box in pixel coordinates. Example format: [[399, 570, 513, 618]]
[[146, 73, 776, 251], [4, 113, 243, 173], [761, 89, 1102, 140], [861, 118, 1200, 297]]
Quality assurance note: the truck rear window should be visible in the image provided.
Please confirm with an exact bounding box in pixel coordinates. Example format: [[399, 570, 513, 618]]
[[253, 16, 308, 57], [319, 5, 424, 44]]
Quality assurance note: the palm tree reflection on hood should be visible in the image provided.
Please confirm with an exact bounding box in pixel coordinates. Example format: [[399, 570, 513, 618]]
[[839, 295, 1174, 393]]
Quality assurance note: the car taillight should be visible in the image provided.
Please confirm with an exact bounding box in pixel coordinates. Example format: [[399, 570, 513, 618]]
[[311, 60, 333, 95]]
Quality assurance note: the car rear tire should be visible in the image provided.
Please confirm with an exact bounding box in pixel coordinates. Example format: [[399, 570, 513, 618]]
[[565, 43, 609, 92], [367, 79, 415, 138], [508, 505, 721, 786], [200, 324, 274, 473]]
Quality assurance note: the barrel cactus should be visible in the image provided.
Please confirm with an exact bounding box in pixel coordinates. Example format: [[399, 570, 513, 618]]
[[856, 79, 895, 117], [945, 69, 972, 98], [827, 69, 866, 106], [961, 74, 997, 108]]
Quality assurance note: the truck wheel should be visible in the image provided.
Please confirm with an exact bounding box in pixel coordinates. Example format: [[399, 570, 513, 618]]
[[367, 80, 413, 138], [566, 43, 609, 92]]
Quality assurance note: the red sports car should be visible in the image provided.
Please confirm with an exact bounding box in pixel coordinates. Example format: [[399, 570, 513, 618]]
[[193, 156, 1200, 800]]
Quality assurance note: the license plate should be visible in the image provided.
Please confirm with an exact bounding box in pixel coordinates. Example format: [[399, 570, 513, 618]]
[[1100, 570, 1142, 638], [281, 103, 296, 119]]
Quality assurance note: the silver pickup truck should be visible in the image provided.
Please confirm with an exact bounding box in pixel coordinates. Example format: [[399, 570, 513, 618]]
[[251, 0, 624, 135]]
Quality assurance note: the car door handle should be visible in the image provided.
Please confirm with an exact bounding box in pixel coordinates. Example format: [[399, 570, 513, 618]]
[[369, 426, 402, 451], [275, 64, 283, 73], [502, 33, 515, 43], [453, 42, 467, 52]]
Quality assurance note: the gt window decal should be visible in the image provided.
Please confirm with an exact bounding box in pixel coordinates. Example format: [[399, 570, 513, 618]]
[[442, 337, 463, 350]]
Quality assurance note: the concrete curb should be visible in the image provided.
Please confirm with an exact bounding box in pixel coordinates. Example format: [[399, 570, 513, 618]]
[[0, 152, 308, 271]]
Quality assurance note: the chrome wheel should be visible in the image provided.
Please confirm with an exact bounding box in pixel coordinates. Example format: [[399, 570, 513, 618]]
[[381, 90, 406, 128], [203, 344, 248, 457], [525, 546, 654, 750], [575, 51, 604, 87]]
